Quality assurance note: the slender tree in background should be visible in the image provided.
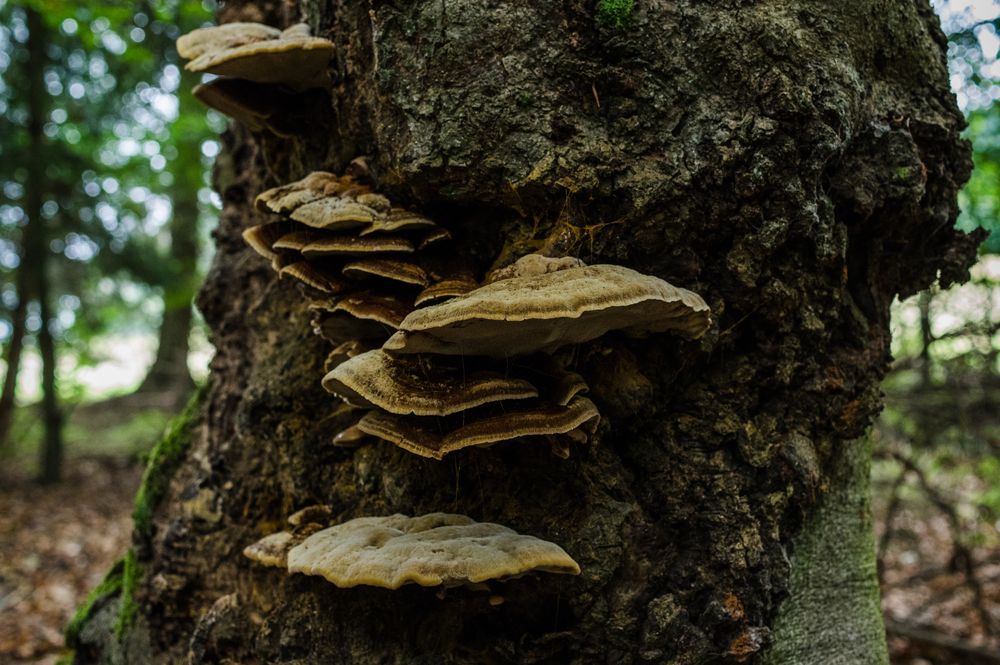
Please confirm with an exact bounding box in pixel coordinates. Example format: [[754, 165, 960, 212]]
[[24, 5, 62, 482], [70, 1, 984, 663]]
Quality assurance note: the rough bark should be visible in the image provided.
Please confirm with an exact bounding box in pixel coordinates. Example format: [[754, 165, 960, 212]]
[[73, 0, 982, 663]]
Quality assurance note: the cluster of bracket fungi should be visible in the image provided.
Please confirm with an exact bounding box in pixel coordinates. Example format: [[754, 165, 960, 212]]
[[178, 22, 712, 593]]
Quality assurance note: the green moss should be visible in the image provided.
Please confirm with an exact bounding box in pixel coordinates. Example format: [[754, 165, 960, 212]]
[[596, 0, 634, 28], [114, 549, 140, 639], [65, 558, 125, 645], [132, 386, 206, 539], [54, 652, 75, 665]]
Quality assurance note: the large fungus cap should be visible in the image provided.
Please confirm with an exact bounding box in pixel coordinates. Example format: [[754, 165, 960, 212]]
[[385, 262, 711, 356], [177, 22, 334, 89], [287, 513, 580, 589], [357, 395, 600, 460], [322, 349, 538, 416]]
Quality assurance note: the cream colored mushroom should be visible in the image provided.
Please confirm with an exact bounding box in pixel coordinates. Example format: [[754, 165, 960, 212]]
[[385, 262, 711, 356], [177, 22, 334, 90], [287, 513, 580, 588]]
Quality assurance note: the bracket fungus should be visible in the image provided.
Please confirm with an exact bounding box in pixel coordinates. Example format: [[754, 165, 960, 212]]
[[356, 395, 600, 460], [322, 349, 538, 416], [286, 513, 580, 589], [384, 260, 711, 357], [177, 22, 334, 90], [243, 171, 479, 355]]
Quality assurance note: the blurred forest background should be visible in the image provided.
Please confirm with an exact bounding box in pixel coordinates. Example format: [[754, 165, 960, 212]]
[[0, 0, 997, 663]]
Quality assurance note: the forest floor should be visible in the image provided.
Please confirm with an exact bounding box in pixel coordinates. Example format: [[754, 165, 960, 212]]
[[0, 449, 997, 663], [0, 456, 141, 664]]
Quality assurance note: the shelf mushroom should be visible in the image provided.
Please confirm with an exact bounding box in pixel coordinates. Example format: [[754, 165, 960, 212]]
[[286, 513, 580, 589], [243, 172, 476, 348], [384, 259, 712, 357], [321, 349, 597, 459], [177, 22, 334, 90]]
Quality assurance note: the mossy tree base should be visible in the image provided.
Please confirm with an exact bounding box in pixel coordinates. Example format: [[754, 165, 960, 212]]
[[73, 0, 979, 662]]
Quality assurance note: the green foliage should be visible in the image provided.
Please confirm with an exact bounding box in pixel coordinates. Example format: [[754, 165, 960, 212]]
[[0, 0, 217, 397], [3, 404, 175, 466], [596, 0, 634, 28], [65, 557, 125, 645], [132, 385, 205, 539]]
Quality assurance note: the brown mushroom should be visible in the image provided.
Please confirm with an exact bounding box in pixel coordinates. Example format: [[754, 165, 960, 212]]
[[358, 209, 438, 236], [342, 259, 430, 287], [271, 230, 325, 252], [357, 395, 600, 460], [384, 263, 711, 356], [418, 227, 452, 250], [287, 513, 580, 588], [329, 291, 414, 329], [278, 262, 346, 294], [324, 340, 372, 372], [332, 423, 370, 447], [300, 235, 414, 257], [414, 276, 479, 307], [242, 221, 299, 261], [322, 349, 538, 416]]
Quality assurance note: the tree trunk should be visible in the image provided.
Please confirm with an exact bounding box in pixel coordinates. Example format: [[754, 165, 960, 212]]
[[24, 6, 62, 483], [0, 278, 28, 450], [70, 1, 982, 663]]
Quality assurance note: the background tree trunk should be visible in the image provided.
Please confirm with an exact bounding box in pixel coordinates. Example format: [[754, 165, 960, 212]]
[[72, 0, 983, 662], [25, 6, 62, 484], [0, 274, 28, 450]]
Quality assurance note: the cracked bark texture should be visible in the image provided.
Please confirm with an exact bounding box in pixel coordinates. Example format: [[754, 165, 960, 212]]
[[73, 0, 982, 663]]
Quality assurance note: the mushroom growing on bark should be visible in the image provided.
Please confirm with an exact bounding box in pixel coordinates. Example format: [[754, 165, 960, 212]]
[[177, 22, 334, 90], [385, 260, 711, 357], [356, 395, 600, 460], [287, 513, 580, 589], [243, 172, 477, 352], [321, 348, 598, 458]]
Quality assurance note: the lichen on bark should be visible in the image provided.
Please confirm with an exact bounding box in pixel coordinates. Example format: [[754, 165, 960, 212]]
[[73, 0, 982, 663]]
